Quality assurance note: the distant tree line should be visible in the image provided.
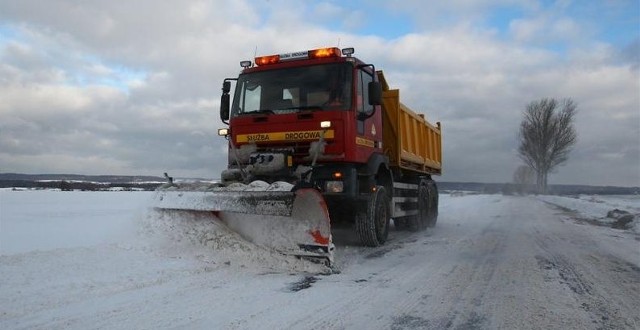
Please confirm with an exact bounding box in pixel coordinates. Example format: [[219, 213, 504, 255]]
[[0, 180, 162, 191], [0, 173, 165, 183], [2, 180, 636, 195], [437, 182, 637, 196]]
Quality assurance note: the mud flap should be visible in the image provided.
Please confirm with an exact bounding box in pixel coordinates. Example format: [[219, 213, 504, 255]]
[[152, 187, 333, 264]]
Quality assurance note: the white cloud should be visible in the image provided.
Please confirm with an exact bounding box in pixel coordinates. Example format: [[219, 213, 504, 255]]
[[0, 84, 93, 115], [0, 0, 637, 186], [509, 15, 585, 44], [509, 17, 544, 42]]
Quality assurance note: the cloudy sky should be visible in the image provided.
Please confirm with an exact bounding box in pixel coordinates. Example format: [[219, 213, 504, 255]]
[[0, 0, 638, 187]]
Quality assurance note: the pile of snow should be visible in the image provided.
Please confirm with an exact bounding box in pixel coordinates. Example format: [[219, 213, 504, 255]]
[[537, 194, 640, 234], [152, 181, 298, 216], [138, 208, 327, 274], [158, 180, 294, 192], [236, 180, 294, 191], [447, 190, 480, 197]]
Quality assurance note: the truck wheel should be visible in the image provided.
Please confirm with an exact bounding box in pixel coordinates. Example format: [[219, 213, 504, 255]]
[[406, 181, 428, 232], [407, 208, 422, 232], [426, 180, 439, 227], [418, 182, 430, 229], [356, 186, 390, 247]]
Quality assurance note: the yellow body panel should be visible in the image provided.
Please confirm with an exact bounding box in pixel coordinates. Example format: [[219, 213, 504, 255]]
[[378, 71, 442, 175]]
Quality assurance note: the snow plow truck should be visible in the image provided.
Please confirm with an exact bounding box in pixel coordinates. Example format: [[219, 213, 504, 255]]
[[154, 47, 442, 265]]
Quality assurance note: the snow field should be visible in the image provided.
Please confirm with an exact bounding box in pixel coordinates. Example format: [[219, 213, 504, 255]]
[[1, 190, 325, 329], [1, 190, 638, 329]]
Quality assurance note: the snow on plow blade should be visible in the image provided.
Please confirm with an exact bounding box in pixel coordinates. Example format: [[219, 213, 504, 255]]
[[153, 189, 296, 216], [152, 184, 333, 264]]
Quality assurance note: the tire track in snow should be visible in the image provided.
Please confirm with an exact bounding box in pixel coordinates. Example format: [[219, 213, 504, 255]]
[[531, 209, 640, 330], [277, 229, 447, 329], [227, 230, 432, 330], [380, 198, 515, 329], [390, 217, 507, 329], [286, 197, 510, 329]]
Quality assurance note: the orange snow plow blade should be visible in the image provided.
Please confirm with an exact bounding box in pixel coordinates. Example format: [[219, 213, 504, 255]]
[[153, 184, 333, 264]]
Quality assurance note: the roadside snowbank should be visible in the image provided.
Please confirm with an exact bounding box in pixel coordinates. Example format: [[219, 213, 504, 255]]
[[537, 194, 640, 233]]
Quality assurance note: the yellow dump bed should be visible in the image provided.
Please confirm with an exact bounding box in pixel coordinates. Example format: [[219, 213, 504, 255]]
[[378, 71, 442, 175]]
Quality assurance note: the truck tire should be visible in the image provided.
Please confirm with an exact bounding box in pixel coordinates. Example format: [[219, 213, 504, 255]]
[[406, 181, 429, 232], [356, 186, 390, 247], [406, 213, 424, 233], [426, 180, 439, 227], [418, 182, 430, 230]]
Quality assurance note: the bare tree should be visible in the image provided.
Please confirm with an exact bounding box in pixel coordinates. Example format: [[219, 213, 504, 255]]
[[513, 165, 535, 195], [518, 98, 577, 194]]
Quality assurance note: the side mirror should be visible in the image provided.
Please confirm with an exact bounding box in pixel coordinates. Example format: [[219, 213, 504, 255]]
[[220, 79, 234, 123], [368, 81, 382, 106], [220, 94, 230, 122]]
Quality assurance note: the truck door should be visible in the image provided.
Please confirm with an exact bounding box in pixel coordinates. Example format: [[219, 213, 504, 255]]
[[355, 67, 382, 159]]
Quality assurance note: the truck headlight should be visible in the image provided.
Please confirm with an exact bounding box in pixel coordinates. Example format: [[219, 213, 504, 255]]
[[325, 181, 344, 193], [218, 128, 229, 136]]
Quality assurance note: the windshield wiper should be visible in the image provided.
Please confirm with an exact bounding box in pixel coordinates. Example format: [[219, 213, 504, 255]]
[[246, 109, 275, 115], [244, 106, 322, 115], [285, 106, 323, 111]]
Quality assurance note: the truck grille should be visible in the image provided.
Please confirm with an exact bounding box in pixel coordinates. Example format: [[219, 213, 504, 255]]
[[256, 142, 312, 160]]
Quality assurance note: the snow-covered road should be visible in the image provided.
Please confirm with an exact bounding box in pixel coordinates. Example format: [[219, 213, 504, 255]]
[[1, 191, 638, 329]]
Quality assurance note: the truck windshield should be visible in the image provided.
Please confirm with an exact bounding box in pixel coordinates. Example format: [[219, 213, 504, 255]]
[[231, 63, 352, 116]]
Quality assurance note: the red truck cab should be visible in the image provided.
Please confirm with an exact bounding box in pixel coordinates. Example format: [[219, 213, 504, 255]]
[[219, 47, 384, 198]]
